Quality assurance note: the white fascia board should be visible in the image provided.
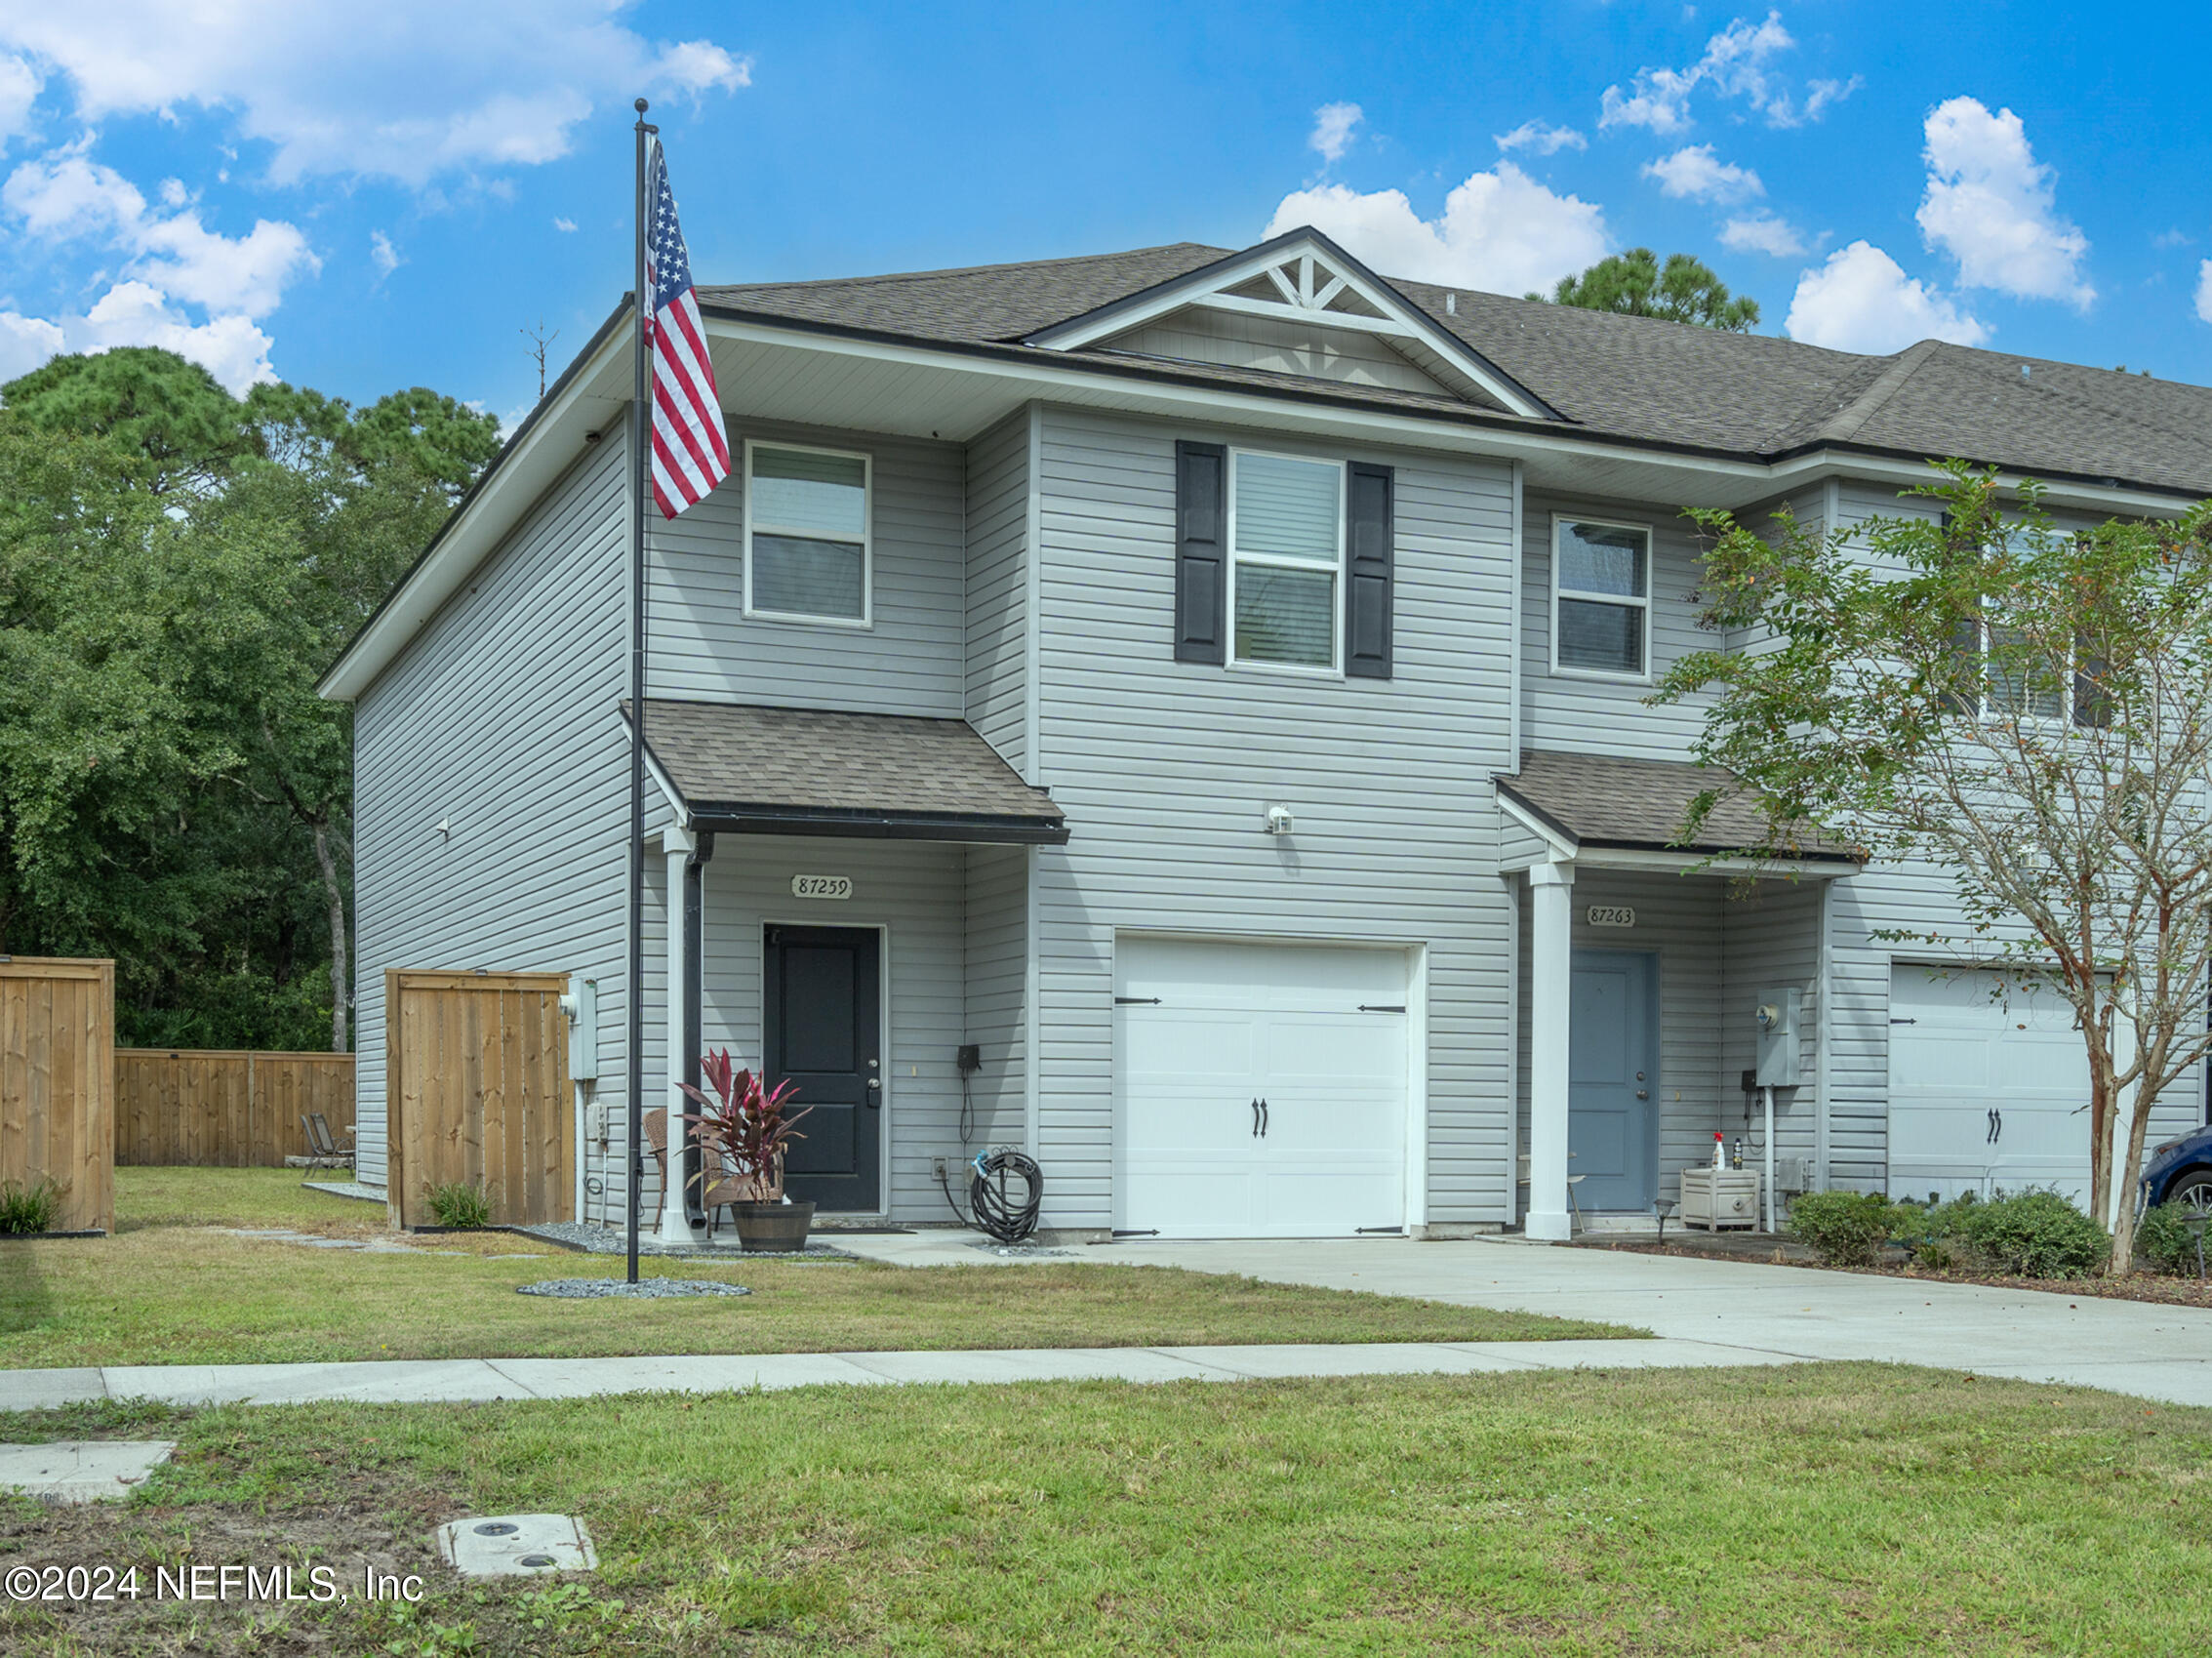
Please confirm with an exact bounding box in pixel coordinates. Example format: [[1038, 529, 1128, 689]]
[[1025, 233, 1553, 421], [318, 319, 631, 702], [1497, 791, 1577, 868], [1571, 845, 1859, 879], [1760, 448, 2193, 520]]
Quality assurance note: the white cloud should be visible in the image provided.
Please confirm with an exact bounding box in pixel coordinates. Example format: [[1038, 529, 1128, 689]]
[[1916, 96, 2092, 310], [1720, 213, 1807, 257], [0, 52, 38, 144], [2194, 261, 2212, 325], [0, 280, 278, 392], [369, 229, 401, 278], [1785, 240, 1988, 353], [4, 144, 317, 316], [1642, 143, 1762, 204], [1600, 11, 1851, 133], [1266, 161, 1608, 297], [552, 216, 578, 233], [0, 3, 753, 187], [1307, 101, 1362, 165], [0, 307, 63, 381], [1494, 119, 1586, 155]]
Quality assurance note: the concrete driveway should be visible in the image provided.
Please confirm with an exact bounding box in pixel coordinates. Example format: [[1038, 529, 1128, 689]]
[[842, 1230, 2212, 1407]]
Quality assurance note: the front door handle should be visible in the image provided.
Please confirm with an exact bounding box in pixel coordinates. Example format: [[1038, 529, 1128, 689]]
[[1635, 1090, 1649, 1100], [865, 1077, 882, 1111]]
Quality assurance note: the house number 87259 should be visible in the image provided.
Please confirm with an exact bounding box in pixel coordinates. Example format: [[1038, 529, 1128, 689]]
[[791, 875, 853, 901]]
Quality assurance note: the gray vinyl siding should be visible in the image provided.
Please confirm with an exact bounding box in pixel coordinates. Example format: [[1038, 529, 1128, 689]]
[[964, 410, 1030, 771], [1106, 307, 1452, 397], [1718, 878, 1823, 1178], [645, 420, 967, 716], [962, 844, 1032, 1153], [350, 433, 630, 1195], [1030, 404, 1518, 1230], [1521, 489, 1719, 760]]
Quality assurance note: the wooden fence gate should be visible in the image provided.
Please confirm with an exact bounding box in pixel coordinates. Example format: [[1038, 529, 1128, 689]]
[[0, 957, 115, 1233], [386, 970, 572, 1228], [114, 1051, 355, 1167]]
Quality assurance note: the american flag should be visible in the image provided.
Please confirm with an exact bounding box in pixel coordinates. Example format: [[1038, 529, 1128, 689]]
[[644, 140, 729, 518]]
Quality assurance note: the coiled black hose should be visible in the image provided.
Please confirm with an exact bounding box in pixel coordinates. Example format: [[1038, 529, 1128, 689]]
[[942, 1149, 1043, 1243]]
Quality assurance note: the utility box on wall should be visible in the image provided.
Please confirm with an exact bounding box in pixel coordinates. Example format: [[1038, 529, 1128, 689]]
[[1754, 986, 1802, 1088]]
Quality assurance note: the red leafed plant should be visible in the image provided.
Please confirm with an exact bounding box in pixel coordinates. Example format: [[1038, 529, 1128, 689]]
[[678, 1048, 813, 1201]]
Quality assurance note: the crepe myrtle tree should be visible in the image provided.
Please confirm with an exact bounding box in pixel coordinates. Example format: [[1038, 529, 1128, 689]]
[[1654, 462, 2212, 1274]]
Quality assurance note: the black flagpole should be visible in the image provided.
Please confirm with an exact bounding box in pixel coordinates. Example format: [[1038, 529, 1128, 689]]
[[625, 98, 655, 1284]]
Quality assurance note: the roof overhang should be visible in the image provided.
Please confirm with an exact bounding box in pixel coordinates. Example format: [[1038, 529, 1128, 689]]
[[1495, 757, 1861, 879]]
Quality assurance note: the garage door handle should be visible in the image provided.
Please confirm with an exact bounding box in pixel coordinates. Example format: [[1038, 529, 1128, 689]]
[[1986, 1109, 1996, 1144], [1992, 1109, 2001, 1142], [1260, 1098, 1269, 1137], [1251, 1098, 1261, 1138]]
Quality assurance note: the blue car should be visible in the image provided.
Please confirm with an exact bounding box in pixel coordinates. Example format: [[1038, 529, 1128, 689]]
[[2141, 1122, 2212, 1215]]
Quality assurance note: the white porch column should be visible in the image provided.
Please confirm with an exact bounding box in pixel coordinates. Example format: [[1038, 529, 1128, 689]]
[[1526, 859, 1576, 1242], [659, 826, 701, 1244]]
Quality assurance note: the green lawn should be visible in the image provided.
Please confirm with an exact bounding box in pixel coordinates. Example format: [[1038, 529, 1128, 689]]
[[0, 1169, 1620, 1367], [4, 1364, 2209, 1655]]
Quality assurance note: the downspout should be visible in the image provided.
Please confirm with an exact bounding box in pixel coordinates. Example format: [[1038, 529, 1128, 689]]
[[682, 831, 715, 1226]]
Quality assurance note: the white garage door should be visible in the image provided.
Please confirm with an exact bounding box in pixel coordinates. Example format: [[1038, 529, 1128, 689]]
[[1114, 937, 1411, 1238], [1887, 966, 2092, 1205]]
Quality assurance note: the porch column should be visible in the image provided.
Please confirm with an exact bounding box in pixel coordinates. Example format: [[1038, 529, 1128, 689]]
[[1526, 859, 1575, 1241], [659, 826, 701, 1243]]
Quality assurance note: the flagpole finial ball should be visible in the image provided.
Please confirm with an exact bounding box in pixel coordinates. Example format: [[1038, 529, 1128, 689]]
[[635, 98, 649, 114]]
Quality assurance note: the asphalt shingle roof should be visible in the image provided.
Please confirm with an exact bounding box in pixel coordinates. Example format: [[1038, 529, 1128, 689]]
[[1497, 748, 1860, 865], [636, 699, 1066, 840], [699, 240, 2212, 495]]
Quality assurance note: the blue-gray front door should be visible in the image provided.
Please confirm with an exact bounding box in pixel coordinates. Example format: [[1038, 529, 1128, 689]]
[[1570, 950, 1658, 1210]]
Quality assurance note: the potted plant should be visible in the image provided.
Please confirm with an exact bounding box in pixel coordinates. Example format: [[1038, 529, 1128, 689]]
[[679, 1048, 816, 1252]]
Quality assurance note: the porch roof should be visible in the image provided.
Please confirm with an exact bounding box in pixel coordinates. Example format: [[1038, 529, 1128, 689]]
[[632, 698, 1068, 845], [1495, 748, 1860, 869]]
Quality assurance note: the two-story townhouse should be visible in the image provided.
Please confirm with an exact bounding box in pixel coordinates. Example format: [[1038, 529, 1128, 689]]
[[318, 227, 2212, 1242]]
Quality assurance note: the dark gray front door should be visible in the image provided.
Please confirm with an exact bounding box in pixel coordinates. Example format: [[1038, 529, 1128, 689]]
[[764, 924, 882, 1212], [1569, 950, 1658, 1210]]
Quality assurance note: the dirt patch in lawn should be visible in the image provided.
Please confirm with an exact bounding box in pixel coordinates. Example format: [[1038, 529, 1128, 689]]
[[1577, 1237, 2212, 1308]]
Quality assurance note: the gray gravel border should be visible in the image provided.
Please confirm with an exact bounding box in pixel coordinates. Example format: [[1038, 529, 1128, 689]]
[[517, 1278, 754, 1300], [515, 1221, 859, 1262]]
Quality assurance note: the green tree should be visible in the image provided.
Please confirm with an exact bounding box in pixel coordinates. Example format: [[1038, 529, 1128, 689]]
[[0, 350, 500, 1051], [1654, 463, 2212, 1273], [1537, 249, 1760, 331]]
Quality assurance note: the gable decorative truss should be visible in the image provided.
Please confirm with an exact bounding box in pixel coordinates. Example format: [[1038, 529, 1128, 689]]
[[1024, 227, 1559, 421]]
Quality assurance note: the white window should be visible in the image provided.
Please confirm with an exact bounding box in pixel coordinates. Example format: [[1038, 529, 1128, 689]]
[[1229, 450, 1344, 672], [744, 440, 871, 626], [1551, 516, 1651, 680]]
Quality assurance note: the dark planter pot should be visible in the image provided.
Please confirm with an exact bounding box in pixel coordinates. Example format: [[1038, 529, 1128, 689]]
[[731, 1200, 815, 1254]]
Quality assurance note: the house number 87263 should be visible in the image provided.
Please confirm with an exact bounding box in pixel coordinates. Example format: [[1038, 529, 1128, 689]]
[[1586, 905, 1634, 928], [791, 875, 853, 901]]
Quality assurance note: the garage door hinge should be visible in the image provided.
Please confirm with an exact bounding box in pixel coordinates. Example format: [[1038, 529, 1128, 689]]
[[1114, 996, 1162, 1005], [1359, 1004, 1407, 1013]]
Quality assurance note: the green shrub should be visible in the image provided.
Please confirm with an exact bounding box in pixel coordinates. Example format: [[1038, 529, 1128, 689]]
[[424, 1183, 494, 1229], [2133, 1202, 2208, 1276], [0, 1176, 63, 1234], [1951, 1188, 2109, 1279], [1785, 1190, 1903, 1267]]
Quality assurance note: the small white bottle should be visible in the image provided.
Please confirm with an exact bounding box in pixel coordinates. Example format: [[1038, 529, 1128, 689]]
[[1712, 1131, 1726, 1169]]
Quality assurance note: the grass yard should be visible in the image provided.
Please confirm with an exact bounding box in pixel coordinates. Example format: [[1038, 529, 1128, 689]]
[[4, 1364, 2209, 1656], [0, 1169, 1621, 1367]]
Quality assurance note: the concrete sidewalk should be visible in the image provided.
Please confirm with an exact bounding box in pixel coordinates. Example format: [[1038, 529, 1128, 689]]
[[882, 1231, 2211, 1406], [9, 1336, 1799, 1410]]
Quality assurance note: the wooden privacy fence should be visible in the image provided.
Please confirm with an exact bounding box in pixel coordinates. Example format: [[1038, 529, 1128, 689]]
[[113, 1051, 355, 1168], [0, 957, 115, 1233], [386, 970, 573, 1229]]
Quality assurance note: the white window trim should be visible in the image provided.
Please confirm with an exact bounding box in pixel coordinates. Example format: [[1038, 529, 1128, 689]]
[[1975, 613, 2074, 727], [1226, 446, 1347, 678], [1549, 511, 1653, 684], [742, 437, 874, 629]]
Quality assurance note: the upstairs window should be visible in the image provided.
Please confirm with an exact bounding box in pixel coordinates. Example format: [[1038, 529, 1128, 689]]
[[1552, 516, 1651, 680], [1230, 451, 1343, 671], [744, 441, 871, 625]]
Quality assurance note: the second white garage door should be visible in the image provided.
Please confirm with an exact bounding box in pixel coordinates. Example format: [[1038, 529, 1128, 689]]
[[1887, 965, 2092, 1205], [1113, 936, 1412, 1238]]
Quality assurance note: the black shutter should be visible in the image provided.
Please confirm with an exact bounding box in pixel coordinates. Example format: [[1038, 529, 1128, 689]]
[[1173, 441, 1227, 664], [2072, 632, 2111, 728], [1346, 462, 1394, 679]]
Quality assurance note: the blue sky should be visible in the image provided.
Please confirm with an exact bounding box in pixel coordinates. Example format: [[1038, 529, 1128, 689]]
[[1, 2, 2204, 425]]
